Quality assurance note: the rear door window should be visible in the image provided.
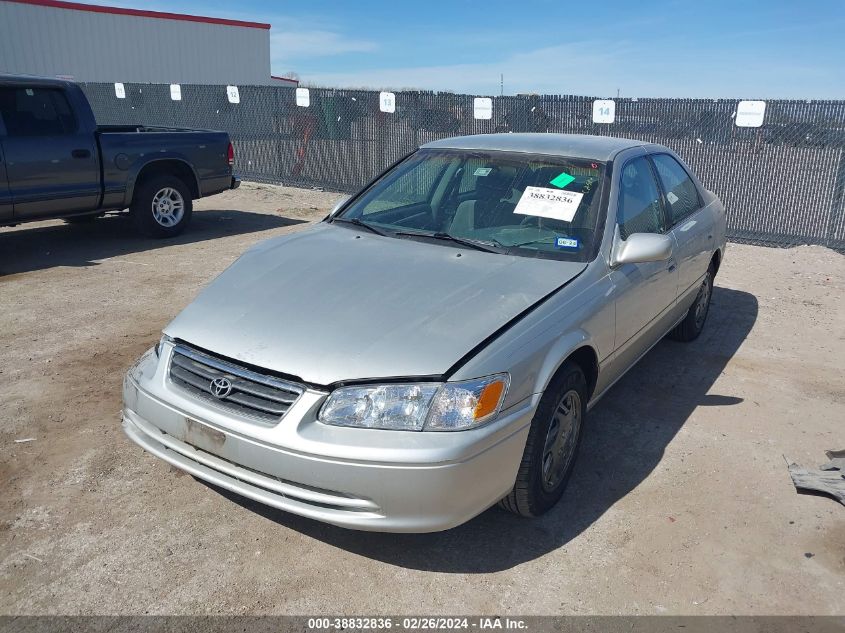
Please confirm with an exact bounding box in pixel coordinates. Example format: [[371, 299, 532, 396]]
[[0, 87, 77, 137], [651, 154, 701, 225]]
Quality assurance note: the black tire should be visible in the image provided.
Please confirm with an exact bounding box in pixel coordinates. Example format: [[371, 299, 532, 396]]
[[499, 362, 587, 517], [129, 174, 192, 238], [669, 264, 714, 342], [63, 213, 101, 224]]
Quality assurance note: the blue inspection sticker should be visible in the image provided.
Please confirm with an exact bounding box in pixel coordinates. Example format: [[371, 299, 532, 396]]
[[555, 236, 579, 249]]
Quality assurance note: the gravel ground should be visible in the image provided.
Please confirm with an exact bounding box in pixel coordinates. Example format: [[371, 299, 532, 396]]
[[1, 182, 843, 615]]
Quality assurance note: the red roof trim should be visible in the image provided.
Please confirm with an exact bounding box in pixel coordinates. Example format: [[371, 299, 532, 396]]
[[3, 0, 271, 29]]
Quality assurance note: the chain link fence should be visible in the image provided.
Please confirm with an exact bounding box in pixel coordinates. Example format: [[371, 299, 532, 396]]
[[80, 82, 845, 251]]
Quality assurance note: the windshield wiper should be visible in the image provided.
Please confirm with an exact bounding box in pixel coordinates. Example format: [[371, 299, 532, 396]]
[[393, 231, 503, 253], [506, 237, 557, 248], [331, 216, 390, 236]]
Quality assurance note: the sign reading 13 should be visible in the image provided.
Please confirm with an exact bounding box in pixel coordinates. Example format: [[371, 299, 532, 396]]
[[379, 92, 396, 113]]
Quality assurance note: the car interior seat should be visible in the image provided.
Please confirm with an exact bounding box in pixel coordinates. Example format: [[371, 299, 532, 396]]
[[449, 165, 518, 235]]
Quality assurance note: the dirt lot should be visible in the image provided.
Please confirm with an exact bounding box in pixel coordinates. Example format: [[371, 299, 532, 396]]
[[1, 182, 843, 615]]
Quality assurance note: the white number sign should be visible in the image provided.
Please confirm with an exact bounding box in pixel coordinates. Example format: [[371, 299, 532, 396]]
[[379, 91, 396, 113], [592, 99, 615, 124], [169, 84, 181, 101], [226, 85, 240, 104], [114, 83, 126, 99], [474, 97, 493, 120], [735, 100, 766, 127], [296, 88, 310, 107]]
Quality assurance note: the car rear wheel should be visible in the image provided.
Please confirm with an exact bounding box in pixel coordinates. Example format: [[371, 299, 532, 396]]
[[130, 175, 193, 238], [499, 362, 587, 517], [669, 264, 714, 342]]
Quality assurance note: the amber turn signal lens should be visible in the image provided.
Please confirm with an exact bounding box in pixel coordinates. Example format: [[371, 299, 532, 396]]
[[473, 379, 506, 420]]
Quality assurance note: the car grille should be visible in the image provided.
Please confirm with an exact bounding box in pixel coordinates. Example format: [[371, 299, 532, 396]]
[[168, 344, 304, 423]]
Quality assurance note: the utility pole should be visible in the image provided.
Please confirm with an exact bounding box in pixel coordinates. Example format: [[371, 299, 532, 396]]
[[500, 74, 504, 96], [616, 88, 620, 99]]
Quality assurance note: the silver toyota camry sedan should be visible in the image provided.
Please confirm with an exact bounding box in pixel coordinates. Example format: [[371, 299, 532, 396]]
[[123, 133, 726, 532]]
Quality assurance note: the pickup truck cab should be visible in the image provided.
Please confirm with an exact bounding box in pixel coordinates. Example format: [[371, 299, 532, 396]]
[[0, 75, 239, 236]]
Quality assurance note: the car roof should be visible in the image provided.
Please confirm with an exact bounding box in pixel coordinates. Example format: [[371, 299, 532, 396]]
[[421, 133, 651, 161], [0, 74, 75, 89]]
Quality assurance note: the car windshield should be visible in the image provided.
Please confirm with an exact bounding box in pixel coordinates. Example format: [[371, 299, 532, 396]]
[[335, 149, 607, 262]]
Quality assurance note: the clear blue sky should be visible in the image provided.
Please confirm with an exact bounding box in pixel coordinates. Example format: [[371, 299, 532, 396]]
[[94, 0, 845, 98]]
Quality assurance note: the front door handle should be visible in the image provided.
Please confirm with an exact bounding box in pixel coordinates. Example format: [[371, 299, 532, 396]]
[[71, 149, 91, 159], [667, 259, 677, 272]]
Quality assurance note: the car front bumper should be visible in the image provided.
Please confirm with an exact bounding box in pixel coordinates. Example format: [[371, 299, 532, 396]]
[[122, 347, 534, 532]]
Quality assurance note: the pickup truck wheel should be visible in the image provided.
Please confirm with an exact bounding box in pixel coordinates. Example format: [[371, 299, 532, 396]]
[[130, 175, 192, 238], [499, 362, 587, 517], [669, 264, 714, 342]]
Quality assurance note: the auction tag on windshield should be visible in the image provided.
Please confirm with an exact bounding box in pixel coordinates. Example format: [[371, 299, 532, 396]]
[[514, 187, 583, 222]]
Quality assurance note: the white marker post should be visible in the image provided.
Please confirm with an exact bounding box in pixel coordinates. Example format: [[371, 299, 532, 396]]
[[379, 92, 396, 113], [474, 97, 493, 120], [296, 88, 310, 107], [735, 100, 766, 127], [114, 83, 126, 99], [592, 99, 615, 124], [169, 84, 181, 101]]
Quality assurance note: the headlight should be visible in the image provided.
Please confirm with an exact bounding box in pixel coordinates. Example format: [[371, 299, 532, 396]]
[[318, 374, 509, 431]]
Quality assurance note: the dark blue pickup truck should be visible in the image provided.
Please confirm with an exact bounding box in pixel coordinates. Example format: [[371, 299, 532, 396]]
[[0, 75, 239, 237]]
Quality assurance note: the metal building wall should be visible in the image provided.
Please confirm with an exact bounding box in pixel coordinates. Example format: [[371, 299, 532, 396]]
[[0, 0, 272, 85]]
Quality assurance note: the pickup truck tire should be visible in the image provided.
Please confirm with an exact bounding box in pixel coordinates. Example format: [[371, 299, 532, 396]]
[[499, 362, 587, 518], [130, 175, 193, 238], [669, 264, 714, 342]]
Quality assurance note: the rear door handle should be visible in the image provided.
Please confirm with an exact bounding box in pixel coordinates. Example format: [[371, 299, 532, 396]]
[[71, 149, 91, 159]]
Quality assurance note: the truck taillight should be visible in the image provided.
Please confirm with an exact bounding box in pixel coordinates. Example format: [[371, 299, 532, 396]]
[[227, 142, 234, 166]]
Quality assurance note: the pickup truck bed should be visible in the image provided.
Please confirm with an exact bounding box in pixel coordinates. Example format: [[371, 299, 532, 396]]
[[0, 74, 239, 237]]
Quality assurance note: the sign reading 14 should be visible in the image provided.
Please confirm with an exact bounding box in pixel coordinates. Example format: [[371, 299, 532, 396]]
[[592, 99, 615, 124]]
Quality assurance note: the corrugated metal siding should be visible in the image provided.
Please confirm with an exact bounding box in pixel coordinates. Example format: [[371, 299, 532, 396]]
[[0, 1, 272, 84]]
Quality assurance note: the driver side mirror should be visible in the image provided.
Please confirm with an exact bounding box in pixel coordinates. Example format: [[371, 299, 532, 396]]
[[611, 232, 673, 267]]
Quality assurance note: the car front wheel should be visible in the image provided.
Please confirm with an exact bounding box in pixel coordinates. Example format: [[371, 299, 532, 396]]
[[499, 362, 587, 517]]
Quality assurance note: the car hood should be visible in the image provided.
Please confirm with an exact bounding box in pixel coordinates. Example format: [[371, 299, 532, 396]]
[[165, 223, 586, 386]]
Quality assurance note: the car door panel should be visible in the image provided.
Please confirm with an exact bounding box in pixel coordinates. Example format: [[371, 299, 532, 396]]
[[604, 155, 679, 386], [0, 86, 99, 219], [609, 252, 679, 372], [651, 153, 713, 301]]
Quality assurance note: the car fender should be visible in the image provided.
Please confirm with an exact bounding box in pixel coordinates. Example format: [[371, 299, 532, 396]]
[[532, 329, 597, 397], [123, 154, 201, 207]]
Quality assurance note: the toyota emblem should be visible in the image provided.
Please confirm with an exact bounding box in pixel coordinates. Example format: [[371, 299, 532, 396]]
[[210, 377, 233, 398]]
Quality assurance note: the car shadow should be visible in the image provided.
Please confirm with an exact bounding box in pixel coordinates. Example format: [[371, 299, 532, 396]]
[[0, 210, 306, 276], [210, 285, 758, 573]]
